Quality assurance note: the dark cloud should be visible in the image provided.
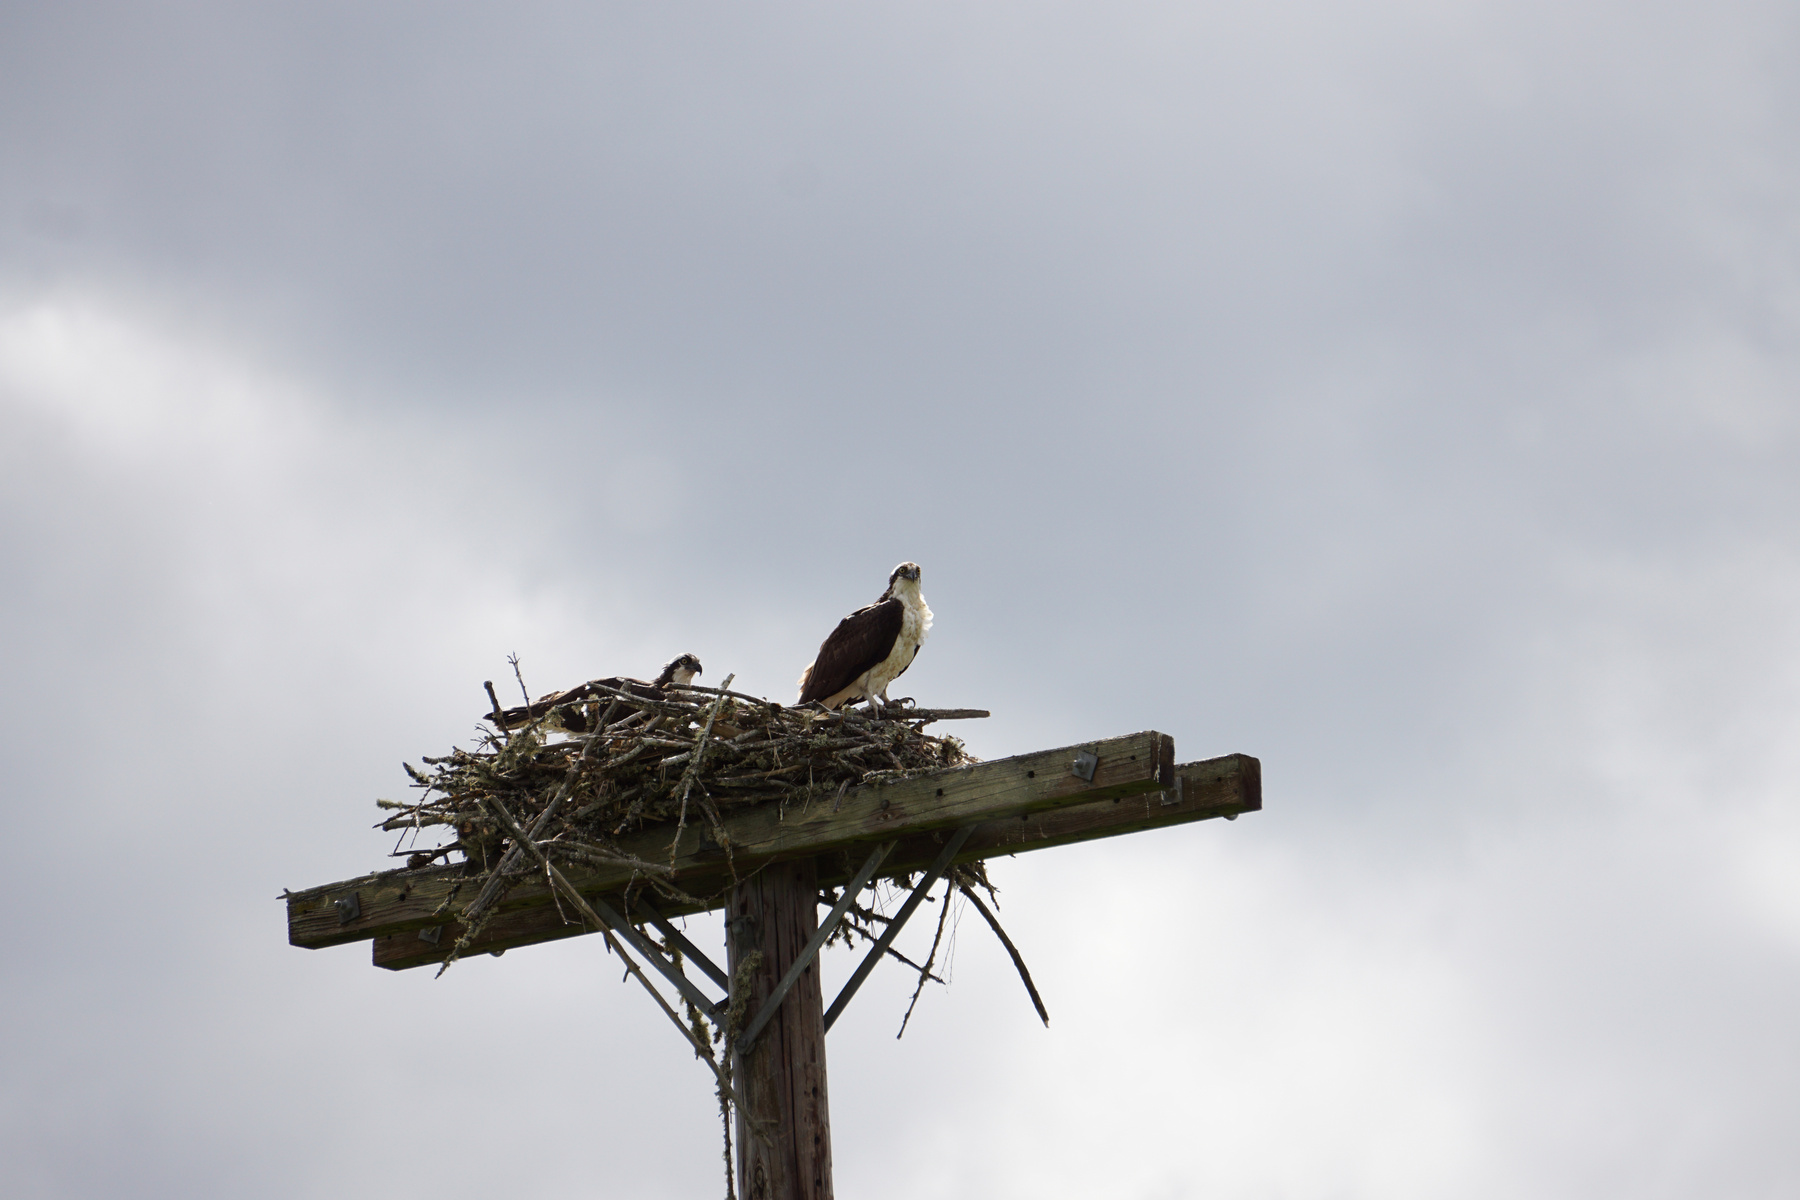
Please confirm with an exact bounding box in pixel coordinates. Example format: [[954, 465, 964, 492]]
[[3, 3, 1798, 1197]]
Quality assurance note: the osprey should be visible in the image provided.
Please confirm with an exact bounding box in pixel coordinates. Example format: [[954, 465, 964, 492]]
[[489, 653, 703, 733], [649, 653, 705, 691], [797, 562, 932, 715]]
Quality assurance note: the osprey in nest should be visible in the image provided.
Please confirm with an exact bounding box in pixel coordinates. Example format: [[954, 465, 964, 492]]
[[797, 562, 931, 716], [488, 653, 703, 733]]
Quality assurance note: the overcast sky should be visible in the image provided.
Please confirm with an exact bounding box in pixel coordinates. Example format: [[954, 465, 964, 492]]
[[3, 3, 1799, 1197]]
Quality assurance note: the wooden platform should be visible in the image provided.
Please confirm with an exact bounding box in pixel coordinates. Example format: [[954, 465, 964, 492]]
[[282, 734, 1260, 970]]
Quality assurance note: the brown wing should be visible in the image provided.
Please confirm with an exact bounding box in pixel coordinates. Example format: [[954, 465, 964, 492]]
[[491, 687, 579, 731], [799, 598, 904, 704], [488, 676, 654, 731]]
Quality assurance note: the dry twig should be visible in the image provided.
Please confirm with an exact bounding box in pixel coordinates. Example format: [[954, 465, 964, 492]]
[[959, 883, 1050, 1027]]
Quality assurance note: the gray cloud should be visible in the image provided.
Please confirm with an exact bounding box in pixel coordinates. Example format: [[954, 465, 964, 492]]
[[3, 2, 1798, 1197]]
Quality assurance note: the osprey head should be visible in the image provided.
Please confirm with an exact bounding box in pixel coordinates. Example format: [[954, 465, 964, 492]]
[[658, 653, 704, 688], [888, 562, 922, 588]]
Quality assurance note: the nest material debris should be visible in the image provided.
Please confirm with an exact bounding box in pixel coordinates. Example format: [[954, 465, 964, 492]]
[[379, 678, 985, 895]]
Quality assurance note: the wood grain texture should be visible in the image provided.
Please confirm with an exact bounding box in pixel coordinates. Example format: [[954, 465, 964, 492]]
[[730, 858, 834, 1200], [369, 753, 1257, 971], [288, 730, 1174, 951]]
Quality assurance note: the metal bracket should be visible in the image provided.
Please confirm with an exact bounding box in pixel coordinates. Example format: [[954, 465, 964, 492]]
[[740, 840, 896, 1050], [416, 925, 443, 945], [1160, 773, 1185, 806], [823, 824, 978, 1033], [588, 894, 728, 1017], [332, 893, 361, 924], [635, 897, 730, 992], [1071, 750, 1099, 782]]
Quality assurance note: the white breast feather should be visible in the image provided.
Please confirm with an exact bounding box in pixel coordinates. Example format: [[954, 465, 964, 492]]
[[862, 584, 930, 700]]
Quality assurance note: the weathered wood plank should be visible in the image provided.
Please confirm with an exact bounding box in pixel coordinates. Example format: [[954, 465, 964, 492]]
[[288, 730, 1175, 951], [368, 753, 1257, 971]]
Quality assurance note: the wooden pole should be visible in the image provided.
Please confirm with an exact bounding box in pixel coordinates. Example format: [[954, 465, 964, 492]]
[[728, 856, 834, 1200]]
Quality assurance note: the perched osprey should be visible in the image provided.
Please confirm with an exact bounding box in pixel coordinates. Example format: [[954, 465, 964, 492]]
[[650, 653, 705, 690], [797, 562, 932, 715], [489, 653, 703, 732]]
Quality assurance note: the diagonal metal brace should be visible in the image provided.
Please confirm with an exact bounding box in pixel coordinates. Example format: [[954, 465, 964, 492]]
[[587, 893, 726, 1017], [739, 840, 897, 1050], [823, 823, 977, 1033], [633, 896, 730, 992]]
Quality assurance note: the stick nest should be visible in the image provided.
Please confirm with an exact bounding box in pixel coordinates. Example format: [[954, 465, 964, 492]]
[[377, 681, 981, 874]]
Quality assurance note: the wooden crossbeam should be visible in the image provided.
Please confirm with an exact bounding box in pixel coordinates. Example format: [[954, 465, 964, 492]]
[[287, 730, 1171, 950], [366, 752, 1257, 970], [283, 734, 1260, 970]]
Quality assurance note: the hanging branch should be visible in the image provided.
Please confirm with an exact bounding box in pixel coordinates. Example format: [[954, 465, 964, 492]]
[[896, 886, 957, 1039], [959, 883, 1050, 1027], [817, 895, 947, 981], [471, 793, 747, 1109]]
